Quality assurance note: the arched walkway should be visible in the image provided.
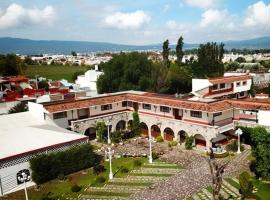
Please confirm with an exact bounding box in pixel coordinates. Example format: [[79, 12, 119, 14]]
[[163, 127, 175, 141], [84, 127, 96, 140], [140, 122, 148, 137], [194, 134, 206, 148], [116, 120, 126, 132], [150, 125, 161, 138], [178, 130, 188, 144]]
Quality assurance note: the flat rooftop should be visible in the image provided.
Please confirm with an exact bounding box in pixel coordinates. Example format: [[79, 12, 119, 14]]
[[0, 112, 87, 161]]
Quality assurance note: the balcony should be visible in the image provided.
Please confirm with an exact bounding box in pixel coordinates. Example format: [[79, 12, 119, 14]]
[[209, 87, 233, 95]]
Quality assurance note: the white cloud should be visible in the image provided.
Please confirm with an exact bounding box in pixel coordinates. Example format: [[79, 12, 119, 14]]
[[244, 1, 270, 27], [162, 4, 170, 13], [200, 9, 233, 28], [104, 10, 150, 29], [0, 3, 56, 30], [183, 0, 221, 9], [166, 20, 178, 29]]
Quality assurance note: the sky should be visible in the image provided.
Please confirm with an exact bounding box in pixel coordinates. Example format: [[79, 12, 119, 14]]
[[0, 0, 270, 45]]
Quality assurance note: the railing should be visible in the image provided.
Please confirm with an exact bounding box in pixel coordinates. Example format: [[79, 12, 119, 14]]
[[209, 87, 233, 95]]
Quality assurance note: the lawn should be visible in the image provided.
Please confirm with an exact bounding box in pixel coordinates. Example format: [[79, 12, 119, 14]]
[[253, 178, 270, 200], [1, 157, 147, 200], [25, 65, 89, 82]]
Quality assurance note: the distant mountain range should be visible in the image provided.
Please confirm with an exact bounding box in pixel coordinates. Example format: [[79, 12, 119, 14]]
[[1, 36, 270, 55]]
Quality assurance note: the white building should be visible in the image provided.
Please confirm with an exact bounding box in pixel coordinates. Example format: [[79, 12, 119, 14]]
[[0, 103, 88, 195], [75, 65, 103, 94]]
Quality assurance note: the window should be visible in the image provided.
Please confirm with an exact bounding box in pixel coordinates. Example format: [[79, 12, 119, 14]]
[[236, 82, 241, 87], [190, 111, 202, 118], [53, 112, 66, 119], [242, 81, 247, 86], [160, 106, 170, 113], [220, 83, 225, 89], [122, 101, 127, 107], [213, 84, 218, 90], [213, 112, 222, 117], [101, 104, 112, 111], [127, 101, 133, 107], [239, 91, 245, 97], [143, 103, 151, 110]]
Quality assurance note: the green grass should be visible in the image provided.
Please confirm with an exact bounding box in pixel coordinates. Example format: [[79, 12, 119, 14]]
[[129, 173, 172, 177], [225, 178, 240, 189], [25, 65, 89, 82], [85, 191, 131, 197], [106, 182, 152, 186], [143, 165, 182, 169], [253, 178, 270, 200]]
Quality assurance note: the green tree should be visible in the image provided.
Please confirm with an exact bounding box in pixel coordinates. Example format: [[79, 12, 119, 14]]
[[162, 39, 170, 66], [132, 112, 140, 136], [8, 102, 28, 114], [176, 36, 184, 64], [38, 80, 50, 92], [239, 171, 253, 198], [249, 79, 256, 97], [235, 57, 246, 63], [72, 71, 85, 82], [96, 121, 107, 142], [224, 61, 240, 72], [192, 42, 225, 78], [71, 51, 77, 57], [151, 62, 169, 93], [97, 52, 152, 93], [250, 127, 270, 180]]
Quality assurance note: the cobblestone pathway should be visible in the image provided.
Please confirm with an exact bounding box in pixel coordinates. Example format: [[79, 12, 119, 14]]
[[78, 162, 181, 200]]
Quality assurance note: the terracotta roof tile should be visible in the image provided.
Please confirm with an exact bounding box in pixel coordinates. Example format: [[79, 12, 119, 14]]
[[209, 75, 251, 84]]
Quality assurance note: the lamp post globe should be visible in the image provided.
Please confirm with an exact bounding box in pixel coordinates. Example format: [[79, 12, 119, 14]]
[[236, 128, 243, 154]]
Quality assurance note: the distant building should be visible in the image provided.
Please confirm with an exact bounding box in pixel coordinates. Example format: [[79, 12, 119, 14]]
[[192, 75, 252, 99], [75, 65, 103, 94]]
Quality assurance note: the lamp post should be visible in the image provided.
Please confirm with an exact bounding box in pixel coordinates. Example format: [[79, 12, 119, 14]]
[[17, 172, 30, 200], [106, 121, 111, 145], [236, 128, 243, 154], [105, 147, 114, 179], [149, 134, 153, 164]]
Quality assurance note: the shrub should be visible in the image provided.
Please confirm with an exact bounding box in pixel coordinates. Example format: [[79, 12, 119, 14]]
[[169, 141, 178, 146], [30, 144, 97, 185], [132, 112, 140, 136], [71, 184, 82, 193], [225, 139, 244, 152], [152, 152, 159, 160], [185, 136, 194, 150], [95, 176, 106, 183], [111, 131, 122, 143], [239, 171, 253, 198], [133, 159, 142, 167], [156, 136, 164, 143], [120, 167, 129, 173], [93, 164, 106, 175]]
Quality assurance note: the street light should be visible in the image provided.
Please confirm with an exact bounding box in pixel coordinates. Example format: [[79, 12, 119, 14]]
[[17, 171, 30, 200], [106, 120, 111, 145], [105, 147, 114, 179], [236, 128, 243, 154]]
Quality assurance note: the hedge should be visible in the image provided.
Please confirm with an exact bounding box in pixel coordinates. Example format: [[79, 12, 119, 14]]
[[30, 144, 98, 184]]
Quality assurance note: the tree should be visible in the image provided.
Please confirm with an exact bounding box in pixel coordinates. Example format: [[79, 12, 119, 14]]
[[132, 112, 140, 136], [239, 171, 253, 198], [176, 36, 184, 64], [249, 79, 256, 97], [8, 102, 28, 114], [250, 127, 270, 180], [235, 57, 246, 63], [97, 52, 152, 93], [162, 39, 170, 66], [192, 42, 225, 78], [151, 62, 169, 93], [38, 80, 50, 92], [96, 121, 107, 142], [207, 148, 230, 200], [224, 61, 240, 72], [71, 51, 77, 57]]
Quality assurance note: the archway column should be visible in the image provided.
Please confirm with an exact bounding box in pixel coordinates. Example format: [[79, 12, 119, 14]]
[[206, 139, 212, 151]]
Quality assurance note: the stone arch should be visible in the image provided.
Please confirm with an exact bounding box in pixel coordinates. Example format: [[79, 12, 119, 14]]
[[116, 120, 126, 132], [163, 127, 175, 141], [150, 124, 161, 138], [194, 134, 206, 148], [84, 127, 96, 140], [178, 130, 188, 144], [140, 122, 149, 137]]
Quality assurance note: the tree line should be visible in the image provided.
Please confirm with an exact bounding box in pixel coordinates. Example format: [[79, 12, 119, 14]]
[[97, 36, 225, 94]]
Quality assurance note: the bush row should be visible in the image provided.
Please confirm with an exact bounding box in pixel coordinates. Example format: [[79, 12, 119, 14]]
[[30, 144, 99, 184]]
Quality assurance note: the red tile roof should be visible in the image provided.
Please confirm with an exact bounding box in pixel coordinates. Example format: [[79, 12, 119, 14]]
[[209, 75, 251, 84], [228, 98, 270, 110], [43, 92, 234, 113]]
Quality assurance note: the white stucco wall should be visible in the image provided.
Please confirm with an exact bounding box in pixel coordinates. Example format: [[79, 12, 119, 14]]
[[233, 79, 252, 93], [258, 110, 270, 126]]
